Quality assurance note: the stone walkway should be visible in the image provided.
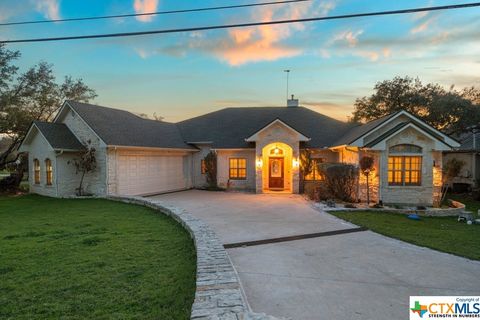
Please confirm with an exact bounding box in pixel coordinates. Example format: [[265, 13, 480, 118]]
[[149, 190, 480, 320]]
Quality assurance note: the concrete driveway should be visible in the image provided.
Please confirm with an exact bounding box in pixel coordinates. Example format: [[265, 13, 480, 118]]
[[149, 190, 480, 320]]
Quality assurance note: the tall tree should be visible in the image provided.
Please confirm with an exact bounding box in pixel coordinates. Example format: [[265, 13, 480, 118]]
[[0, 44, 97, 169], [352, 76, 480, 134]]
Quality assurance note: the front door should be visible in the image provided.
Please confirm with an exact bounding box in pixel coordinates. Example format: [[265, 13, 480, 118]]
[[269, 157, 284, 189]]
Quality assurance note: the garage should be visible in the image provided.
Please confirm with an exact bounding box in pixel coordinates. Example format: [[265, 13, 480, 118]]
[[115, 150, 191, 196]]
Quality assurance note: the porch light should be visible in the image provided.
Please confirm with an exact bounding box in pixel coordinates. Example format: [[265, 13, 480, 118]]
[[292, 157, 300, 168], [256, 158, 263, 168], [274, 146, 280, 155]]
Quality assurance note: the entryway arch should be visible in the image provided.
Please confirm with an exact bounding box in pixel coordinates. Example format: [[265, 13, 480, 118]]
[[261, 142, 293, 192]]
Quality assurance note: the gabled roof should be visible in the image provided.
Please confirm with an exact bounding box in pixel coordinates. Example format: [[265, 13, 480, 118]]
[[332, 112, 400, 147], [245, 118, 310, 142], [365, 121, 452, 150], [63, 101, 196, 150], [177, 107, 354, 148], [332, 110, 459, 149], [22, 121, 85, 151]]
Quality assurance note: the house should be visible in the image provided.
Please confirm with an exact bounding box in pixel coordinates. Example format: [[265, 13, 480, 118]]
[[443, 129, 480, 190], [19, 99, 460, 205]]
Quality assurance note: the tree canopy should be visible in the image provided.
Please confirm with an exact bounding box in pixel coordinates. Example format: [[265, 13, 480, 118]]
[[352, 76, 480, 134], [0, 44, 97, 169]]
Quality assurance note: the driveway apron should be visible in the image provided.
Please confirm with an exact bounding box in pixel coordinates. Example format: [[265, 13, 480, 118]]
[[149, 190, 480, 320]]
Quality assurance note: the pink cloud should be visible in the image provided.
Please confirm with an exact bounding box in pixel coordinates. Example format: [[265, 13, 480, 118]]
[[411, 17, 435, 34], [200, 1, 335, 66], [133, 0, 159, 22], [333, 30, 364, 47], [35, 0, 60, 20]]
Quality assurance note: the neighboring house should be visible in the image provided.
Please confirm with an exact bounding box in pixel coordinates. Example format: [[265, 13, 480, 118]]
[[19, 100, 460, 205], [444, 130, 480, 190]]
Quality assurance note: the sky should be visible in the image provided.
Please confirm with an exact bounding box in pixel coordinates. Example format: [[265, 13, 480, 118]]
[[0, 0, 479, 122]]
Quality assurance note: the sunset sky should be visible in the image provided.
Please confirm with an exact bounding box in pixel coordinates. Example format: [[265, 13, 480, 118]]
[[1, 0, 479, 122]]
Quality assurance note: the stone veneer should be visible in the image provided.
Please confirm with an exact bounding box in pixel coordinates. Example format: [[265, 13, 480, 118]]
[[107, 195, 281, 320]]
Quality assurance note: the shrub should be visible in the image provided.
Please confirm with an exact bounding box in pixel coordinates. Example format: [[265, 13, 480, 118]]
[[203, 151, 218, 189], [319, 163, 358, 202]]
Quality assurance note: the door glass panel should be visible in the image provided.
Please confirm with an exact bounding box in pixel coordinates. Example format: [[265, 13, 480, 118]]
[[270, 159, 282, 177]]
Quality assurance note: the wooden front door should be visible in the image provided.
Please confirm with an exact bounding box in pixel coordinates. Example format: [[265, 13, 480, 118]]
[[268, 157, 284, 189]]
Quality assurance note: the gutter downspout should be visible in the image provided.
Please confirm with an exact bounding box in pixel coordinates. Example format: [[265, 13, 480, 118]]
[[55, 150, 64, 197]]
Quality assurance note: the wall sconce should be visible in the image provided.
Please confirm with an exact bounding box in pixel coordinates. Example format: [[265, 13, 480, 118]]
[[292, 157, 300, 168], [256, 158, 263, 168]]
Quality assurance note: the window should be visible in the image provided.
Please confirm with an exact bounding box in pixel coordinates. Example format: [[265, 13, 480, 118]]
[[269, 147, 283, 156], [304, 158, 325, 181], [201, 159, 206, 174], [45, 159, 53, 185], [229, 158, 247, 179], [388, 156, 422, 186], [389, 144, 422, 154], [33, 159, 40, 184]]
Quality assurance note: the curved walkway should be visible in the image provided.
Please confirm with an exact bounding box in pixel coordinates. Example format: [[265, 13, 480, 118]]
[[108, 195, 279, 320], [149, 190, 480, 320]]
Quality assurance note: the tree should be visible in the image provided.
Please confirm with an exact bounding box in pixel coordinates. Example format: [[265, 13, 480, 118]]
[[299, 149, 314, 193], [136, 112, 164, 121], [203, 151, 217, 189], [68, 141, 97, 196], [0, 44, 97, 172], [352, 76, 480, 134], [359, 156, 375, 205], [441, 158, 465, 202]]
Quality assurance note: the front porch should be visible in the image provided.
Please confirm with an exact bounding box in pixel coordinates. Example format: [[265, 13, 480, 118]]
[[255, 142, 299, 194]]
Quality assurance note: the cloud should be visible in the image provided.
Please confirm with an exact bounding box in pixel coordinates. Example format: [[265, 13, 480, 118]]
[[205, 1, 336, 65], [333, 30, 363, 47], [133, 0, 159, 22], [35, 0, 60, 20], [302, 100, 354, 120], [411, 17, 435, 34], [131, 0, 336, 65]]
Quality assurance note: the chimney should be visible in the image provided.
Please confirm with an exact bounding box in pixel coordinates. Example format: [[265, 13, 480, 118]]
[[287, 94, 299, 107]]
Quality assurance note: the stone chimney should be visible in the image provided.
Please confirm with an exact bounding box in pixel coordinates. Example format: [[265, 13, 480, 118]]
[[287, 94, 299, 107]]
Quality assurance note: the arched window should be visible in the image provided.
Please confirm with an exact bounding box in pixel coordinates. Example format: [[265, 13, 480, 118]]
[[389, 144, 422, 154], [45, 159, 53, 186], [33, 159, 40, 184], [270, 146, 284, 156], [388, 144, 422, 186]]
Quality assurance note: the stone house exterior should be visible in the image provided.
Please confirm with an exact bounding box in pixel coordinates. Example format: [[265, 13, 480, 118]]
[[19, 100, 460, 205], [443, 130, 480, 190]]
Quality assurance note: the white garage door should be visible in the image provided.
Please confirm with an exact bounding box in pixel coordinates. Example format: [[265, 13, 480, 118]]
[[117, 154, 188, 196]]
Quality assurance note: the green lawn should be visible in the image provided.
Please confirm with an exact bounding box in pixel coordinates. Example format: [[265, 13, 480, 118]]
[[330, 210, 480, 261], [0, 195, 196, 319]]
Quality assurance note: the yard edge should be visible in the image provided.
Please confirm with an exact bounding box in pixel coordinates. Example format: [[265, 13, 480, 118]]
[[107, 195, 282, 320]]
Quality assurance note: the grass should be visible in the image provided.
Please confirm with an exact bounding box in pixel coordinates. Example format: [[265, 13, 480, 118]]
[[330, 209, 480, 261], [0, 195, 196, 320]]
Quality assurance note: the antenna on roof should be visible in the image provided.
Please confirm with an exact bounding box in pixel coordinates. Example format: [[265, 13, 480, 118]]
[[283, 69, 290, 104]]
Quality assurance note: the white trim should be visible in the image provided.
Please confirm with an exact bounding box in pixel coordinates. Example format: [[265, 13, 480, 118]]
[[61, 101, 108, 147], [350, 110, 459, 148], [108, 145, 197, 153], [245, 119, 310, 142], [368, 122, 452, 151], [187, 141, 213, 144], [213, 148, 255, 151], [19, 124, 55, 153]]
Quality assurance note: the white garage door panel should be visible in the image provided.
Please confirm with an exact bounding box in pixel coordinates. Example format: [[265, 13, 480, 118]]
[[117, 155, 187, 195]]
